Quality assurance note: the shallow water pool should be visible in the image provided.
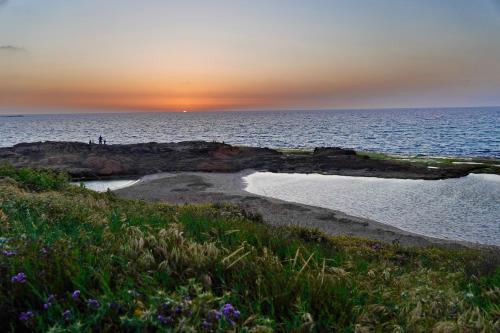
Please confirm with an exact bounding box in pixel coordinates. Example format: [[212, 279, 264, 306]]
[[243, 173, 500, 245], [72, 179, 139, 192]]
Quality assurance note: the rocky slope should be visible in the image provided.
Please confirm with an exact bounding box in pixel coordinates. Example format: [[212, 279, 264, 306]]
[[0, 141, 492, 179]]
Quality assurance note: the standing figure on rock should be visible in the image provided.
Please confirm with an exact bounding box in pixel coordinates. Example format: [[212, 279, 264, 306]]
[[99, 135, 103, 144]]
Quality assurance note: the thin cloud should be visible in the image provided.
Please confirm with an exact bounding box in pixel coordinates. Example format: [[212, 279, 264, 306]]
[[0, 45, 27, 52]]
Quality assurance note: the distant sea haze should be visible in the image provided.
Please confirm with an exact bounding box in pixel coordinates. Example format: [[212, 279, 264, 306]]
[[1, 107, 499, 158]]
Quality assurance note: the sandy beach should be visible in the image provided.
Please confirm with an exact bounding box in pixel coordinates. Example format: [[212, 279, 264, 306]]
[[115, 170, 498, 250]]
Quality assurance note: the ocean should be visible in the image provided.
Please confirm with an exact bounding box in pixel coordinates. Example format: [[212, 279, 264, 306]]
[[1, 107, 499, 158]]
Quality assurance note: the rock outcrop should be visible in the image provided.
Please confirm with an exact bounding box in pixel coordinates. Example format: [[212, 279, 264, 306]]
[[0, 141, 489, 180]]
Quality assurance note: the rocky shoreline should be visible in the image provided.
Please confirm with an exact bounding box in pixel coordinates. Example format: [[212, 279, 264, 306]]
[[1, 141, 497, 180], [2, 141, 498, 250]]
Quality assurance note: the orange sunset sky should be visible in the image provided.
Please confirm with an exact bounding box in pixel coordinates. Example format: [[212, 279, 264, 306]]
[[1, 0, 500, 113]]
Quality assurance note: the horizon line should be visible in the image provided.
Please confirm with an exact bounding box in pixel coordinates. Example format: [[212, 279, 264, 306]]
[[1, 105, 500, 116]]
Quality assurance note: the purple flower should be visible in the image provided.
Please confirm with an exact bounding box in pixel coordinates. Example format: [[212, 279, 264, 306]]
[[202, 320, 211, 329], [174, 306, 183, 315], [2, 250, 16, 257], [11, 272, 27, 283], [87, 299, 100, 308], [19, 311, 34, 322], [72, 290, 80, 299], [208, 309, 222, 321], [43, 295, 55, 309], [221, 303, 240, 322], [62, 309, 71, 320], [222, 303, 235, 316], [40, 247, 49, 255], [158, 314, 173, 325]]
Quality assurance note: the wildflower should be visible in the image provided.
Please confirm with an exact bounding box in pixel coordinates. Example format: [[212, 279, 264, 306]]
[[47, 294, 56, 303], [222, 303, 239, 316], [158, 314, 173, 325], [202, 320, 211, 329], [87, 299, 100, 308], [43, 303, 51, 309], [222, 303, 235, 316], [19, 311, 34, 322], [2, 250, 16, 257], [62, 309, 71, 320], [221, 303, 240, 324], [40, 247, 48, 255], [174, 306, 183, 315], [11, 272, 27, 283], [72, 290, 80, 299], [208, 309, 222, 321]]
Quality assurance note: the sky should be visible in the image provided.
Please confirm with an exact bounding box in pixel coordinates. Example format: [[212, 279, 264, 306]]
[[1, 0, 500, 113]]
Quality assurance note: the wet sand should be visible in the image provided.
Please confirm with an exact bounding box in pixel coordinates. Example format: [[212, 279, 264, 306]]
[[115, 170, 498, 250]]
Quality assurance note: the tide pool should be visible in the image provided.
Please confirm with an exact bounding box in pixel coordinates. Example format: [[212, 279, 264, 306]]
[[244, 172, 500, 245], [72, 179, 139, 192]]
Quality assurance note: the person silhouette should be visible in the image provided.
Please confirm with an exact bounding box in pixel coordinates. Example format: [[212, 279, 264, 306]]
[[103, 139, 107, 145], [98, 135, 103, 145]]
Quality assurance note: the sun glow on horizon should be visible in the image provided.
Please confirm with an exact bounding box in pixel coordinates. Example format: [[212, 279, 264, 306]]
[[1, 0, 500, 113]]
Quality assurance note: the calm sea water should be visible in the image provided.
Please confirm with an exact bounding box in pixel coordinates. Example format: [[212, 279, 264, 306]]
[[244, 172, 500, 245], [1, 107, 499, 157]]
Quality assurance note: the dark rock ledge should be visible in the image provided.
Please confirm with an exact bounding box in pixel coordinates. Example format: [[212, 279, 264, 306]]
[[0, 141, 493, 180]]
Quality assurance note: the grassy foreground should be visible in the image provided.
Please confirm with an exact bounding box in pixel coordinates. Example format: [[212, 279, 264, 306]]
[[0, 166, 499, 332]]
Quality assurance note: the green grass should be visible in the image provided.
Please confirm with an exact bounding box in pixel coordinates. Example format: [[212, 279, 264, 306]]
[[0, 164, 69, 191], [356, 151, 500, 174], [0, 168, 499, 332]]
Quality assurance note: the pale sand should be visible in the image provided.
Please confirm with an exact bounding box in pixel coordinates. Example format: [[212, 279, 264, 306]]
[[115, 170, 499, 250]]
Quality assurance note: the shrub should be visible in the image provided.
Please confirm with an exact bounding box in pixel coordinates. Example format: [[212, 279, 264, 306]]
[[0, 164, 68, 191]]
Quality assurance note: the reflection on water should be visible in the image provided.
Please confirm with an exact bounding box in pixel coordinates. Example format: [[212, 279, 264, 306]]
[[72, 180, 138, 192], [244, 172, 500, 245]]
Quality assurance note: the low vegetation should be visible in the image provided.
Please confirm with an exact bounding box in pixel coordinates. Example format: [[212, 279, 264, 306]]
[[0, 167, 499, 332], [355, 151, 500, 174]]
